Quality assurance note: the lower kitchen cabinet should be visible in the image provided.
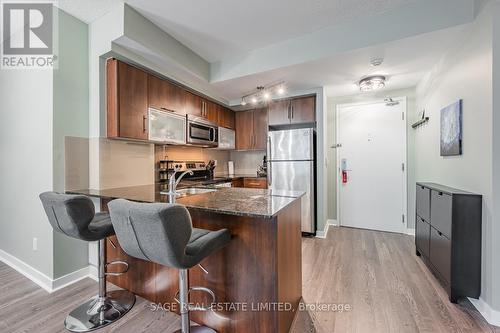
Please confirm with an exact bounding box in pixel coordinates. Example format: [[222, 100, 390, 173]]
[[231, 177, 267, 189], [243, 178, 267, 189], [415, 182, 482, 303]]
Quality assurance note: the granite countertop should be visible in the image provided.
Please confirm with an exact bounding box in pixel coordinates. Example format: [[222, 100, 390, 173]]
[[67, 185, 303, 218]]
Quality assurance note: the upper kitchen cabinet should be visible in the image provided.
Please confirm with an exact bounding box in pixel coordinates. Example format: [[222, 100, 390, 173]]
[[290, 96, 315, 124], [148, 75, 184, 113], [235, 107, 268, 150], [205, 100, 220, 124], [268, 95, 316, 126], [218, 107, 235, 129], [107, 59, 149, 140], [184, 91, 203, 117], [268, 99, 290, 126]]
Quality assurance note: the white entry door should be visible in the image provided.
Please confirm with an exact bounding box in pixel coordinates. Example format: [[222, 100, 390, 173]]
[[337, 99, 406, 233]]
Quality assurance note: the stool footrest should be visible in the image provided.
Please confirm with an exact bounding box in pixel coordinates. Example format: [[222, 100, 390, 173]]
[[174, 286, 216, 311], [105, 260, 129, 276]]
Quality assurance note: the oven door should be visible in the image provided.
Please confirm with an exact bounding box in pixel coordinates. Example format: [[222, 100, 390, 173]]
[[187, 118, 218, 147]]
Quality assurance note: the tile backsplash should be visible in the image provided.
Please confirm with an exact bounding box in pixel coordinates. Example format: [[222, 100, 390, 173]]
[[229, 150, 266, 175]]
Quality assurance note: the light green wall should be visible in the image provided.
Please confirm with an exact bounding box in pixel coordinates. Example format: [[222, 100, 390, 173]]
[[53, 8, 90, 278]]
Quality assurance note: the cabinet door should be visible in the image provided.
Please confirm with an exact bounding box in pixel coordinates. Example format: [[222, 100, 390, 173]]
[[231, 178, 244, 188], [416, 185, 431, 222], [243, 178, 267, 189], [118, 61, 148, 140], [290, 96, 315, 124], [148, 75, 184, 113], [416, 216, 430, 258], [206, 100, 220, 123], [253, 107, 268, 150], [218, 107, 235, 129], [430, 190, 452, 238], [268, 99, 290, 126], [430, 227, 451, 284], [235, 111, 254, 150], [184, 91, 203, 117]]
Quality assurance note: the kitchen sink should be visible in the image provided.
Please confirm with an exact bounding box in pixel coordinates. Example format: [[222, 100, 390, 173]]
[[173, 188, 218, 196]]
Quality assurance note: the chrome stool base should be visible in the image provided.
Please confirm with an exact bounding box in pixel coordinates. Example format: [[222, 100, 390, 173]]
[[64, 290, 135, 332], [174, 326, 216, 333]]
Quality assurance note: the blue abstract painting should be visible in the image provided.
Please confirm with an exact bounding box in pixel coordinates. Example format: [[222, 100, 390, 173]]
[[440, 100, 462, 156]]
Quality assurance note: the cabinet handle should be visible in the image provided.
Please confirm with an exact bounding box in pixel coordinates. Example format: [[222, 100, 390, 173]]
[[160, 107, 175, 113], [438, 231, 443, 236], [143, 115, 148, 133], [291, 104, 294, 119], [287, 104, 291, 119], [438, 192, 443, 196]]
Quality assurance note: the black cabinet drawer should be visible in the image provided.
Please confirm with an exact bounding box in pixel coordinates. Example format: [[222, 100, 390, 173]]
[[416, 216, 430, 258], [430, 226, 451, 284], [416, 185, 431, 222], [431, 190, 452, 238]]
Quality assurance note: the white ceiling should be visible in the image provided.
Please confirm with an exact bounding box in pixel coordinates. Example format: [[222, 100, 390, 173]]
[[57, 0, 124, 23], [126, 0, 420, 63], [214, 24, 468, 101], [57, 0, 473, 102]]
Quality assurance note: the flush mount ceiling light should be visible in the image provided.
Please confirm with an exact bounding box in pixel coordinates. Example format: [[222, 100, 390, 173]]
[[358, 75, 386, 92], [241, 81, 286, 105]]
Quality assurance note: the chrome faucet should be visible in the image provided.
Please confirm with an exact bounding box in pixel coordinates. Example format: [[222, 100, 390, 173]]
[[166, 169, 194, 203]]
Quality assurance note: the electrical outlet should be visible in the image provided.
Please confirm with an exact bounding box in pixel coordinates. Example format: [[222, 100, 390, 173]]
[[32, 237, 37, 251]]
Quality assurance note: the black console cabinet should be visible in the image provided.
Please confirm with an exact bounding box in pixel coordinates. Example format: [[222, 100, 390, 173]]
[[415, 182, 482, 303]]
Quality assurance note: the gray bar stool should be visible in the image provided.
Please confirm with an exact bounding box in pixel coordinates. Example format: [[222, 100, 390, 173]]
[[108, 199, 231, 333], [39, 192, 135, 332]]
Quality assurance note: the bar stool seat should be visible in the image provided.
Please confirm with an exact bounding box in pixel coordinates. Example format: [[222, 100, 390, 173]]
[[39, 192, 135, 332], [108, 199, 231, 333]]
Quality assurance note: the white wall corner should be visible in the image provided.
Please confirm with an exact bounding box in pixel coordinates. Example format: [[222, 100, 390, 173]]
[[469, 297, 500, 327], [316, 220, 331, 239], [327, 219, 338, 226], [0, 249, 97, 293]]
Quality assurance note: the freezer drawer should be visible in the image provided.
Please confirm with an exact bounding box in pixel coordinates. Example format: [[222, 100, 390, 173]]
[[268, 160, 314, 233]]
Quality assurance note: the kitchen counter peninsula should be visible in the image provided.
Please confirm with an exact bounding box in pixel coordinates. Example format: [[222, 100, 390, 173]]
[[68, 185, 303, 333]]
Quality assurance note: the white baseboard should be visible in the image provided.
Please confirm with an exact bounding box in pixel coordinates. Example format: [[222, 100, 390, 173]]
[[316, 220, 338, 238], [406, 228, 415, 236], [0, 249, 96, 293], [469, 297, 500, 327], [0, 248, 54, 292]]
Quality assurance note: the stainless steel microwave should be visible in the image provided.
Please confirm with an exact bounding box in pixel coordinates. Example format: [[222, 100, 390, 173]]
[[186, 115, 218, 147]]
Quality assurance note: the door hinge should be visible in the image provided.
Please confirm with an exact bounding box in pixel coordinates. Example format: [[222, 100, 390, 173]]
[[402, 214, 405, 224], [402, 163, 405, 172]]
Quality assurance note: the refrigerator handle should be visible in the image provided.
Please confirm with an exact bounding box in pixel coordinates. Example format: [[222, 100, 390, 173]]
[[267, 135, 272, 187]]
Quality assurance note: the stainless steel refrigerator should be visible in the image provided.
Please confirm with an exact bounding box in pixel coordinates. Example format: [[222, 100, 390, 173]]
[[267, 128, 315, 233]]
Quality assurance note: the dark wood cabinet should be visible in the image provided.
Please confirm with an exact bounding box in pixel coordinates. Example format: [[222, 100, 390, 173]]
[[184, 91, 203, 117], [415, 183, 482, 303], [107, 59, 149, 140], [148, 75, 184, 113], [268, 99, 290, 126], [235, 110, 254, 150], [205, 100, 220, 123], [235, 108, 268, 150], [290, 96, 315, 124], [243, 178, 267, 189], [107, 59, 233, 141], [231, 178, 244, 188], [253, 107, 268, 150], [218, 107, 235, 129], [268, 96, 315, 126]]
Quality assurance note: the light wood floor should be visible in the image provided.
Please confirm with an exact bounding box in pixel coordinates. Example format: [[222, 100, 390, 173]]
[[1, 227, 498, 333]]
